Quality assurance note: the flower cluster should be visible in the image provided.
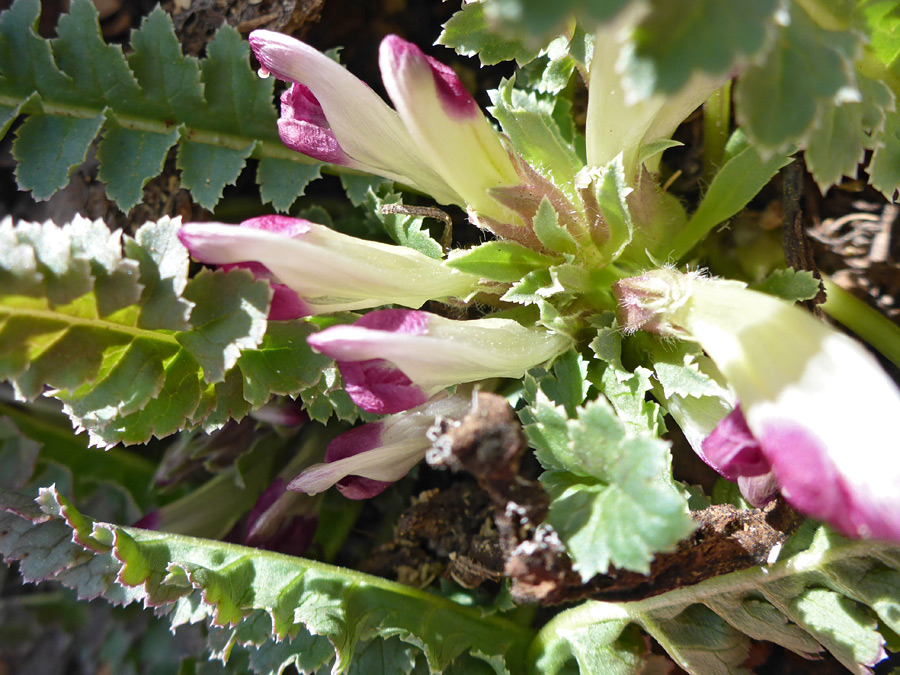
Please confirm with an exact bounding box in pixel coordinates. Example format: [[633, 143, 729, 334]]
[[177, 24, 900, 545]]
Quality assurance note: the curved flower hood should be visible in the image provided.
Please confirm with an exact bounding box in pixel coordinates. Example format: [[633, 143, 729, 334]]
[[250, 30, 521, 224], [615, 268, 900, 541], [179, 215, 481, 316]]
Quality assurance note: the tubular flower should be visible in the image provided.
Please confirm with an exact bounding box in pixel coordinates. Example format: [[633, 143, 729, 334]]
[[307, 309, 572, 414], [288, 391, 472, 499], [249, 30, 521, 225], [614, 268, 900, 541], [585, 14, 724, 182], [244, 477, 317, 557], [178, 215, 480, 316]]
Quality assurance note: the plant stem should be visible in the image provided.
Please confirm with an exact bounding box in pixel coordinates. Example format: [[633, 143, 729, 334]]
[[821, 276, 900, 370], [702, 81, 732, 184]]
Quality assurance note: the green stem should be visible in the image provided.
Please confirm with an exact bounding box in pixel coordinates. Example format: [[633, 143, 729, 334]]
[[821, 276, 900, 370], [1, 303, 180, 345], [702, 81, 732, 183]]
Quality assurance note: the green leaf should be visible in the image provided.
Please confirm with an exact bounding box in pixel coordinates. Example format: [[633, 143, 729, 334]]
[[438, 3, 539, 65], [51, 0, 146, 114], [0, 217, 327, 446], [366, 191, 443, 259], [670, 130, 794, 260], [177, 141, 255, 210], [753, 268, 822, 303], [177, 268, 270, 384], [299, 363, 372, 424], [0, 0, 321, 211], [501, 267, 564, 305], [0, 486, 534, 674], [543, 397, 693, 578], [596, 363, 662, 435], [257, 158, 322, 213], [804, 101, 868, 194], [237, 321, 331, 408], [445, 240, 555, 282], [96, 114, 181, 211], [12, 113, 105, 199], [651, 343, 728, 400], [483, 0, 630, 45], [126, 6, 205, 121], [199, 25, 278, 140], [648, 604, 751, 674], [488, 80, 584, 193], [869, 111, 900, 199], [531, 525, 900, 674], [593, 155, 633, 263], [624, 0, 778, 98], [0, 0, 82, 104], [533, 197, 578, 255], [736, 6, 861, 152], [340, 173, 392, 207], [519, 388, 572, 471], [124, 218, 192, 331]]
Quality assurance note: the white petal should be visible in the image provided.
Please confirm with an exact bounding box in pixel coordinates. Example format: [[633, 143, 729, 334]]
[[250, 30, 461, 204], [179, 222, 479, 313]]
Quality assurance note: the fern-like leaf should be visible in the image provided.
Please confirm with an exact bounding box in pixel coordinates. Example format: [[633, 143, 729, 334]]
[[0, 486, 534, 674], [0, 215, 330, 446], [0, 0, 321, 212], [532, 523, 900, 674]]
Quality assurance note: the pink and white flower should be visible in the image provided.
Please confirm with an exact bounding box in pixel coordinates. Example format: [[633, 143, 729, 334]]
[[178, 215, 481, 316], [289, 391, 472, 499], [307, 309, 572, 414], [249, 30, 521, 225], [615, 268, 900, 541]]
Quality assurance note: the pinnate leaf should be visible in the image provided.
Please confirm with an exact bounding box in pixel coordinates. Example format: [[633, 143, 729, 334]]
[[520, 364, 692, 579], [0, 0, 320, 211], [533, 526, 900, 674], [0, 486, 533, 674], [541, 397, 694, 579], [0, 216, 330, 446]]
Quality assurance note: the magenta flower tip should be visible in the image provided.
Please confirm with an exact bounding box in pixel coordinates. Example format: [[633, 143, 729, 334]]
[[340, 359, 429, 414], [278, 85, 351, 165], [701, 406, 770, 481], [241, 214, 313, 236], [134, 510, 161, 530], [289, 421, 395, 499], [380, 34, 478, 120]]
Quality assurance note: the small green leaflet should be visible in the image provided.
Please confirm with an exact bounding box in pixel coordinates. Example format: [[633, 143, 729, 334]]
[[438, 2, 539, 66], [446, 240, 555, 282], [488, 80, 584, 193], [533, 197, 579, 255], [735, 5, 861, 153], [753, 268, 822, 304], [520, 356, 692, 580]]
